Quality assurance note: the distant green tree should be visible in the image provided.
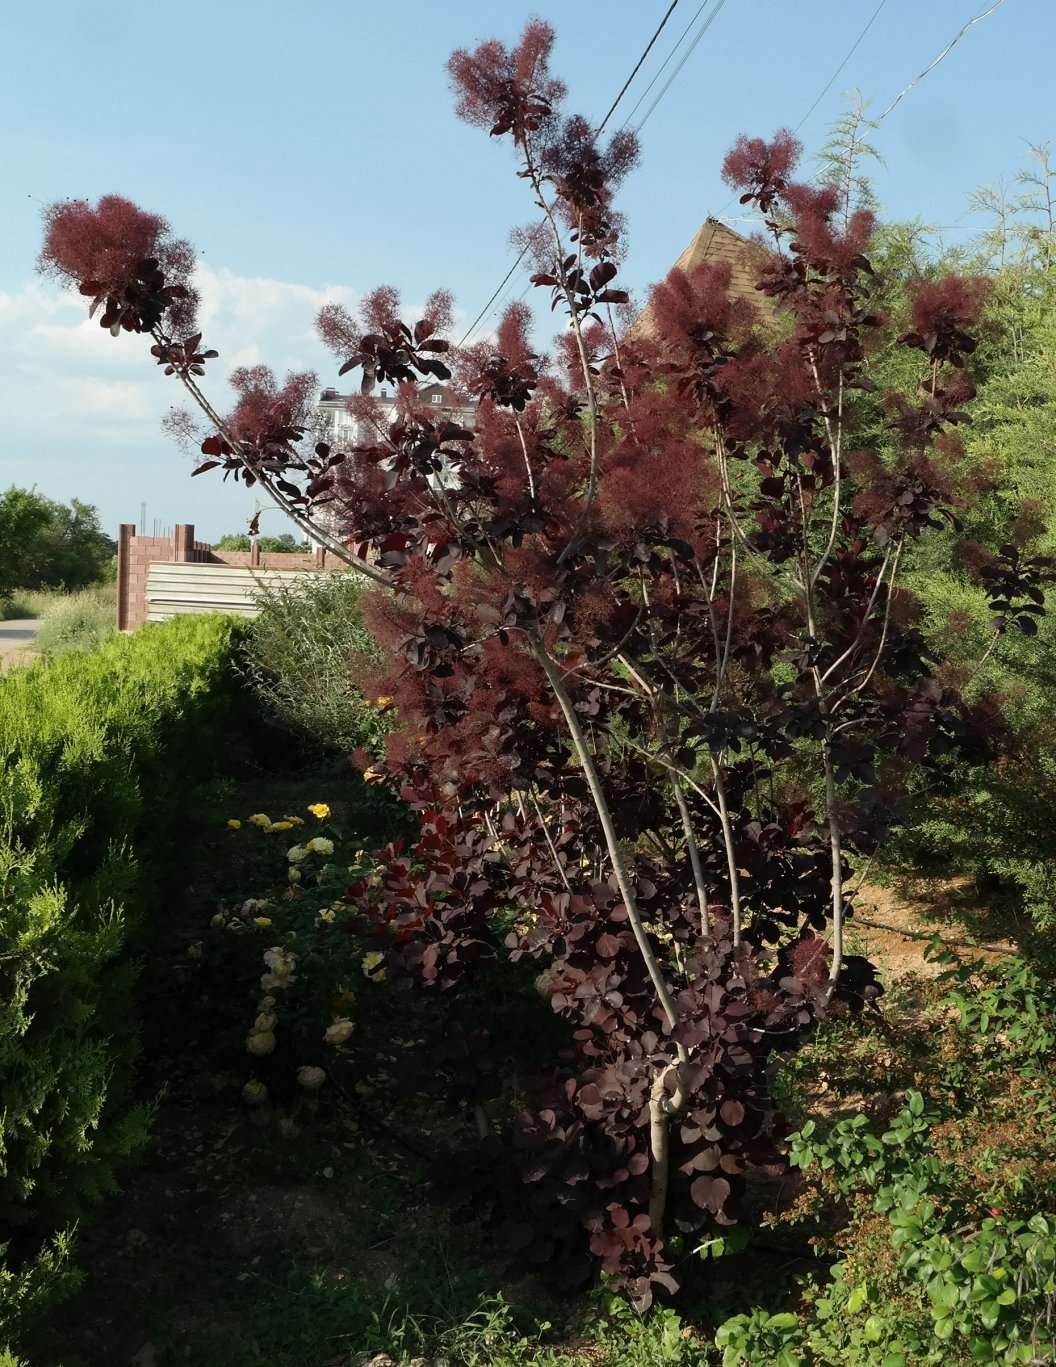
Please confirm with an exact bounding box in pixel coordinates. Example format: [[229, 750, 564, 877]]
[[213, 532, 308, 553], [0, 489, 52, 598], [0, 489, 114, 597]]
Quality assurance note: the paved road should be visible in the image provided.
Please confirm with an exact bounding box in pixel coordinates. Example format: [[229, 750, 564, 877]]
[[0, 618, 40, 669]]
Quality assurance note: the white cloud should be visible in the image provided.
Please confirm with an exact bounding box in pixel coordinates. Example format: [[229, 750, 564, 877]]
[[194, 262, 360, 379], [0, 263, 360, 539], [0, 262, 465, 541]]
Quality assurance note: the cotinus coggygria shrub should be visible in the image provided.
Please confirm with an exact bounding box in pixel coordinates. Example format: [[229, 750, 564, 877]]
[[40, 20, 1053, 1307]]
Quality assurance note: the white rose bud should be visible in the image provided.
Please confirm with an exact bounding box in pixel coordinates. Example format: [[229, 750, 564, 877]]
[[246, 1030, 276, 1057], [297, 1065, 327, 1091]]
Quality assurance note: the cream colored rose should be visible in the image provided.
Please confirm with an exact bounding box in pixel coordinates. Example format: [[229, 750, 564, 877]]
[[324, 1017, 354, 1045], [246, 1030, 276, 1057]]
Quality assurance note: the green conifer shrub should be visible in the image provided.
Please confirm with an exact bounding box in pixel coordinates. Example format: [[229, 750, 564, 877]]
[[0, 614, 247, 1347]]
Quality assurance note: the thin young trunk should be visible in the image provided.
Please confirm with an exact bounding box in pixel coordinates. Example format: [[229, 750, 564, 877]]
[[668, 767, 710, 934], [532, 635, 692, 1237], [531, 635, 681, 1032], [820, 731, 845, 999], [710, 760, 743, 945]]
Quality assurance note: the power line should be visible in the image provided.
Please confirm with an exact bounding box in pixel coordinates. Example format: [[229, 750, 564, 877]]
[[879, 0, 1007, 121], [458, 2, 693, 348], [635, 0, 730, 133], [619, 0, 715, 129], [597, 0, 681, 135], [716, 0, 1005, 225], [794, 0, 889, 133]]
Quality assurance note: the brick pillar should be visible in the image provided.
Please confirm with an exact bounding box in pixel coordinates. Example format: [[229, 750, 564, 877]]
[[250, 541, 261, 568], [116, 524, 135, 631], [174, 524, 194, 562]]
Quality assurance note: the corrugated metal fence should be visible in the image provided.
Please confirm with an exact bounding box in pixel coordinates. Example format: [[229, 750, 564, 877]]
[[145, 562, 324, 622]]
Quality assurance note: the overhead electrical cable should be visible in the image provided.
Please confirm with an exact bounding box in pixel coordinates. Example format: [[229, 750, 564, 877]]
[[794, 0, 889, 133], [879, 0, 1007, 121], [458, 1, 695, 347], [597, 0, 681, 135], [715, 0, 1008, 229], [634, 0, 730, 133], [619, 0, 716, 129]]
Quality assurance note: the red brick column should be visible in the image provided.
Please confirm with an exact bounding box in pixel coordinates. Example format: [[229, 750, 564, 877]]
[[174, 524, 194, 562]]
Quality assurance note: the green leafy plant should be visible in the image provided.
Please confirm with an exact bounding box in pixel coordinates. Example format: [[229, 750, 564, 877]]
[[239, 569, 389, 754], [33, 583, 116, 655], [715, 1308, 802, 1367], [0, 614, 248, 1348]]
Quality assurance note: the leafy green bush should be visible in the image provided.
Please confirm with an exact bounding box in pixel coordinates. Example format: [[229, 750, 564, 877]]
[[32, 584, 116, 656], [240, 569, 389, 754], [0, 614, 247, 1347], [716, 956, 1056, 1365]]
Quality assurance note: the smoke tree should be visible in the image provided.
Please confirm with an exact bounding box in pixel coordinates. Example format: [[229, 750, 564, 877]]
[[39, 20, 1051, 1306]]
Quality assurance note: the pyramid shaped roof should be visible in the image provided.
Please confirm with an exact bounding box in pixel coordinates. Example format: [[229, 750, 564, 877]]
[[627, 217, 766, 342]]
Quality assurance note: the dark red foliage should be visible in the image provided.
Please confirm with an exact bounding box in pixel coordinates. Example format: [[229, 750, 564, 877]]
[[721, 129, 801, 213], [447, 20, 566, 142], [903, 275, 991, 366], [43, 20, 1055, 1311], [39, 194, 199, 334]]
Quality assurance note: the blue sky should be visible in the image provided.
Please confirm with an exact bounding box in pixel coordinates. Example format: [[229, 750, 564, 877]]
[[1, 0, 1050, 543]]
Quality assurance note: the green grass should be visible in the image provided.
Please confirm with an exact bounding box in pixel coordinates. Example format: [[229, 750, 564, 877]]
[[2, 585, 111, 621]]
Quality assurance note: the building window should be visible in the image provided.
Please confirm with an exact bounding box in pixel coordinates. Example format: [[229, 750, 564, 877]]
[[431, 393, 443, 404]]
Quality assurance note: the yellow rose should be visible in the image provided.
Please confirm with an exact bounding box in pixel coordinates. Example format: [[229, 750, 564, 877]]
[[307, 803, 330, 820], [263, 947, 296, 976], [253, 916, 273, 928], [227, 819, 242, 830], [242, 1080, 268, 1106], [361, 951, 387, 982], [317, 908, 336, 924], [254, 1012, 277, 1032], [272, 820, 293, 831], [362, 768, 385, 785], [288, 867, 302, 884], [306, 837, 334, 856], [287, 844, 308, 863]]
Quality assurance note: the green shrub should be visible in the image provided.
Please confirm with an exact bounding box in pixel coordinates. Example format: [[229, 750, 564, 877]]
[[717, 956, 1056, 1366], [240, 569, 389, 754], [0, 614, 248, 1347], [32, 584, 116, 656]]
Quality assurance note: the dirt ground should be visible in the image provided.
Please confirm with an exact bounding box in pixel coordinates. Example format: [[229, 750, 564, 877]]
[[852, 875, 1018, 980], [0, 618, 39, 670]]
